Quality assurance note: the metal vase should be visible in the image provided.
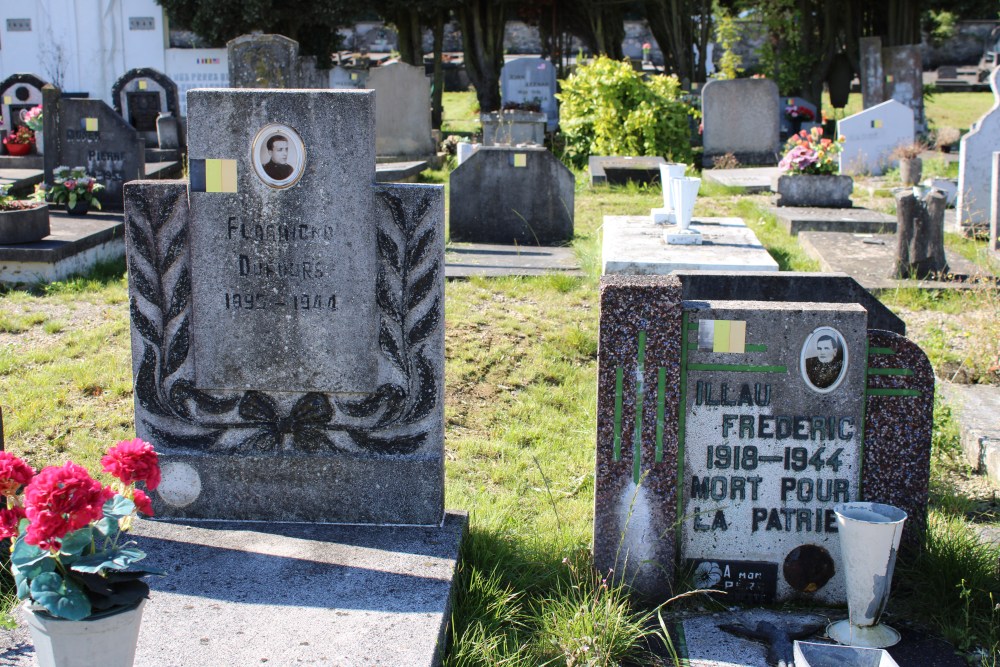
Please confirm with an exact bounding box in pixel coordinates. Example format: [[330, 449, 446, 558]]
[[670, 177, 701, 231], [827, 502, 907, 648]]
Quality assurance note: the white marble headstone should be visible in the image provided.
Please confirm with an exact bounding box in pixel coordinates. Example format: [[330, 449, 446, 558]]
[[837, 100, 914, 176], [957, 69, 1000, 232], [501, 57, 559, 130]]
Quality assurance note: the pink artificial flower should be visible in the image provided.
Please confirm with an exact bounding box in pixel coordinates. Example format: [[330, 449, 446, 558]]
[[23, 462, 111, 550], [102, 438, 161, 490], [0, 506, 25, 539], [0, 452, 35, 496], [133, 489, 154, 516]]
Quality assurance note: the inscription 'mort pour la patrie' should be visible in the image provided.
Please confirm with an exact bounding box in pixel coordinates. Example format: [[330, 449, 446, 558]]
[[186, 90, 378, 394]]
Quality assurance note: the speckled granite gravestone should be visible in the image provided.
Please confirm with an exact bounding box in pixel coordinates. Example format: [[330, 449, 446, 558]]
[[594, 274, 933, 600], [123, 89, 445, 525]]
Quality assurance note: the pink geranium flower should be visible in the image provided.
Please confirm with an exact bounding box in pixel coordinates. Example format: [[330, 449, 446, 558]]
[[0, 452, 34, 496], [23, 462, 112, 551], [102, 438, 161, 490]]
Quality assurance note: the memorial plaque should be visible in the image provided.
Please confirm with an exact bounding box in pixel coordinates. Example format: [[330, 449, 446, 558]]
[[680, 302, 867, 603], [687, 559, 778, 604]]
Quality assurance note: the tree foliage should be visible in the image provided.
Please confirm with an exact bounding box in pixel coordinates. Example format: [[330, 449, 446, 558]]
[[557, 56, 697, 168]]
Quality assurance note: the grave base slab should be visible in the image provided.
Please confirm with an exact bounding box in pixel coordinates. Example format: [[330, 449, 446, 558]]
[[939, 382, 1000, 486], [1, 513, 468, 667], [444, 242, 581, 277], [768, 206, 897, 236], [0, 210, 124, 284], [798, 231, 996, 291], [702, 167, 782, 193], [602, 215, 779, 275]]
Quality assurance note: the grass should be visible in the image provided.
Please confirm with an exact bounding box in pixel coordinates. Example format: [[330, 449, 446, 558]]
[[821, 90, 994, 135], [1, 96, 999, 664], [443, 91, 481, 136]]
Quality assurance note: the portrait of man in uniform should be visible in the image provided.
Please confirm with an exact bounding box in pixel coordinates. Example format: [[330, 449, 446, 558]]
[[800, 328, 847, 391], [252, 124, 305, 188]]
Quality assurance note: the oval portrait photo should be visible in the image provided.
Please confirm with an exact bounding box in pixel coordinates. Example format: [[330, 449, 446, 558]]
[[251, 124, 305, 188], [799, 327, 848, 393]]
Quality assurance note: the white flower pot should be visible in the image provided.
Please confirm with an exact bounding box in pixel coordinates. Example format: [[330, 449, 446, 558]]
[[671, 177, 701, 231], [23, 599, 146, 667], [827, 502, 907, 649], [651, 163, 687, 224]]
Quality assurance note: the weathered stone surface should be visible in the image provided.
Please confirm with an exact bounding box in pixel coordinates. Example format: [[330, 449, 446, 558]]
[[939, 382, 1000, 486], [860, 37, 885, 110], [702, 78, 780, 166], [957, 69, 1000, 233], [0, 73, 47, 139], [42, 85, 145, 211], [111, 68, 180, 149], [837, 100, 914, 176], [124, 90, 446, 525], [772, 174, 853, 208], [768, 206, 896, 236], [449, 146, 573, 245], [702, 167, 782, 193], [480, 110, 546, 146], [330, 65, 367, 89], [501, 57, 558, 130], [594, 273, 933, 599], [444, 242, 581, 277], [368, 62, 435, 157], [228, 34, 299, 88], [589, 156, 666, 186], [0, 204, 48, 243], [883, 45, 925, 134]]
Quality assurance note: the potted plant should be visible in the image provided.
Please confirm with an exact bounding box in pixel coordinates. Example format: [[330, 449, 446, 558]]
[[20, 105, 43, 155], [784, 103, 815, 135], [32, 166, 105, 215], [3, 125, 35, 157], [0, 184, 49, 244], [1, 439, 164, 667], [891, 141, 929, 186], [772, 127, 852, 208]]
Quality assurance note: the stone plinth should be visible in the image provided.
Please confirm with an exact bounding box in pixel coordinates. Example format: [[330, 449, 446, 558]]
[[772, 174, 853, 208], [589, 156, 666, 186], [768, 206, 896, 236], [703, 167, 782, 193]]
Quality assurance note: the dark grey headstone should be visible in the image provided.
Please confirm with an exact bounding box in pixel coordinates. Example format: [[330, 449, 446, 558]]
[[449, 146, 574, 245], [111, 68, 180, 149], [123, 89, 446, 525], [860, 37, 885, 110], [42, 85, 145, 212], [228, 34, 300, 88]]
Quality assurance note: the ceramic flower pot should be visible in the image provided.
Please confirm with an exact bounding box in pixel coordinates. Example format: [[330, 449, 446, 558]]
[[670, 177, 701, 231], [5, 142, 31, 157], [23, 598, 146, 667], [827, 502, 907, 649], [650, 163, 687, 224]]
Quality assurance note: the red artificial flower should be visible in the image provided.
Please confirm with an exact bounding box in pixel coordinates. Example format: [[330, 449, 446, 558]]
[[0, 452, 35, 496], [101, 439, 160, 490], [133, 489, 154, 516], [23, 462, 111, 550], [0, 506, 25, 539]]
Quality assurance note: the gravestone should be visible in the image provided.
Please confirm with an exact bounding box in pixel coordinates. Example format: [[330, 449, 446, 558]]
[[501, 57, 559, 130], [0, 73, 48, 138], [123, 89, 446, 524], [449, 146, 573, 245], [859, 37, 885, 110], [837, 100, 914, 176], [42, 85, 145, 212], [779, 97, 818, 138], [589, 156, 666, 186], [330, 65, 367, 89], [937, 66, 958, 80], [594, 273, 933, 599], [111, 68, 180, 149], [367, 62, 434, 158], [228, 34, 300, 88], [701, 78, 780, 167], [883, 45, 925, 134], [957, 68, 1000, 235]]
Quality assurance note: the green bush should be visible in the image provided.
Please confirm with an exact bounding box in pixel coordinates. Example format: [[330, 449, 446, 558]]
[[557, 57, 698, 169]]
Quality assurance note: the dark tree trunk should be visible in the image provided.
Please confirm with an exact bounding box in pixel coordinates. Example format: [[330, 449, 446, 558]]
[[893, 190, 949, 279], [886, 0, 921, 46], [459, 0, 507, 113], [645, 0, 693, 81], [431, 11, 444, 130], [390, 10, 425, 65]]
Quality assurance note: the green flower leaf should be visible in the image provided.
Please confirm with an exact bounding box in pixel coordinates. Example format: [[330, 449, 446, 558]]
[[29, 572, 91, 620], [104, 494, 135, 522], [11, 535, 51, 573], [58, 526, 94, 558], [71, 546, 148, 573], [93, 516, 119, 540]]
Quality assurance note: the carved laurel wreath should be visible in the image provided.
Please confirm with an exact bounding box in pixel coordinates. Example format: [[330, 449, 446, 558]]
[[127, 185, 440, 456]]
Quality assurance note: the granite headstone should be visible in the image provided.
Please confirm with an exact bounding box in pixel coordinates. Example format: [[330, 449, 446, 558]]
[[0, 73, 48, 139], [594, 273, 933, 600], [501, 57, 559, 130], [111, 68, 180, 148], [837, 100, 914, 176], [367, 62, 434, 158], [957, 68, 1000, 234], [701, 78, 781, 167], [883, 45, 925, 134], [123, 89, 446, 524], [228, 34, 300, 88], [449, 145, 574, 245], [42, 84, 145, 211], [860, 37, 885, 110]]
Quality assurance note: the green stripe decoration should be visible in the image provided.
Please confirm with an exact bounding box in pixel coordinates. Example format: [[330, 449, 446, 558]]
[[687, 342, 698, 350], [868, 347, 895, 355], [655, 367, 666, 463], [866, 388, 922, 397], [687, 322, 699, 331], [613, 367, 623, 461], [687, 363, 787, 373], [633, 331, 647, 484], [867, 368, 913, 376], [745, 344, 767, 352]]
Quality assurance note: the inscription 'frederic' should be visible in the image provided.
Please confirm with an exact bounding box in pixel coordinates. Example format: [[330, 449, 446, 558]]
[[228, 217, 336, 242]]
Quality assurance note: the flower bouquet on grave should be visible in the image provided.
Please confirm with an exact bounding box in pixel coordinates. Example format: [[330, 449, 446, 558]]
[[778, 127, 844, 176], [1, 439, 165, 622], [32, 166, 105, 213], [20, 106, 43, 132], [3, 125, 34, 156], [784, 104, 815, 122]]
